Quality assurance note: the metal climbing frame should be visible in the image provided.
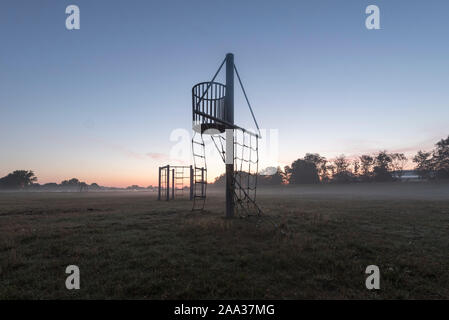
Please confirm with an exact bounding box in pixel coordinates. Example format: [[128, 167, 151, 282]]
[[192, 53, 263, 217], [157, 165, 194, 201]]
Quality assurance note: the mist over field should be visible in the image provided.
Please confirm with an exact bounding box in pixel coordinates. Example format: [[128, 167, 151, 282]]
[[3, 182, 449, 201], [253, 183, 449, 201]]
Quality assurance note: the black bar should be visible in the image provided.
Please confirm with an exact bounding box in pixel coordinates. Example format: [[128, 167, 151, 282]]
[[0, 300, 436, 319]]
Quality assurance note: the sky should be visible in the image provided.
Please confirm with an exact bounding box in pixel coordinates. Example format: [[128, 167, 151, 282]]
[[1, 0, 449, 187]]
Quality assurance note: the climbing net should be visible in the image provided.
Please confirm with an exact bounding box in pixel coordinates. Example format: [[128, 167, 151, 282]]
[[211, 129, 262, 217], [233, 129, 261, 217]]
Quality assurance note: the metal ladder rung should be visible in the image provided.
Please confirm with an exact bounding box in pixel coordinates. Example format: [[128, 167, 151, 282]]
[[192, 132, 207, 211]]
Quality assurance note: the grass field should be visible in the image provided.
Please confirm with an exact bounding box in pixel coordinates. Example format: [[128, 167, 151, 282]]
[[1, 183, 449, 299]]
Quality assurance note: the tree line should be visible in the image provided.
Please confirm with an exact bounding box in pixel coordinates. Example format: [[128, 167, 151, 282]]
[[1, 135, 448, 190], [213, 135, 449, 185], [0, 173, 100, 191], [0, 173, 154, 191]]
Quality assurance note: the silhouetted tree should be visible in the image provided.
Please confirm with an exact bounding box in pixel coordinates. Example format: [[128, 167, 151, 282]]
[[373, 151, 393, 182], [304, 153, 328, 182], [42, 183, 58, 190], [0, 170, 37, 189], [285, 159, 320, 184], [332, 155, 353, 183], [79, 182, 89, 192], [61, 178, 81, 186], [413, 151, 432, 179], [213, 173, 226, 185], [90, 183, 101, 190], [359, 155, 374, 182], [327, 163, 336, 180], [433, 136, 449, 179], [319, 161, 330, 182], [390, 153, 407, 179], [353, 159, 360, 178], [126, 185, 143, 190]]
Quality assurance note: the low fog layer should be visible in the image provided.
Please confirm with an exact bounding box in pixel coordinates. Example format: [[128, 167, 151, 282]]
[[208, 182, 449, 201], [256, 183, 449, 201]]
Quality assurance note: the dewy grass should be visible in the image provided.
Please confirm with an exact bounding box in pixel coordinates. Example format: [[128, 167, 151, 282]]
[[0, 183, 448, 299]]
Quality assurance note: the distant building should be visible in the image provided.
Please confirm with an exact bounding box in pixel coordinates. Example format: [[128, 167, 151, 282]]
[[392, 170, 420, 181]]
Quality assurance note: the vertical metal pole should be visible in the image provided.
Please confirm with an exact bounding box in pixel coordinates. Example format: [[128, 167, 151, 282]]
[[158, 167, 161, 200], [172, 169, 175, 199], [225, 53, 235, 218], [190, 165, 194, 200], [166, 165, 170, 201], [201, 167, 205, 197]]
